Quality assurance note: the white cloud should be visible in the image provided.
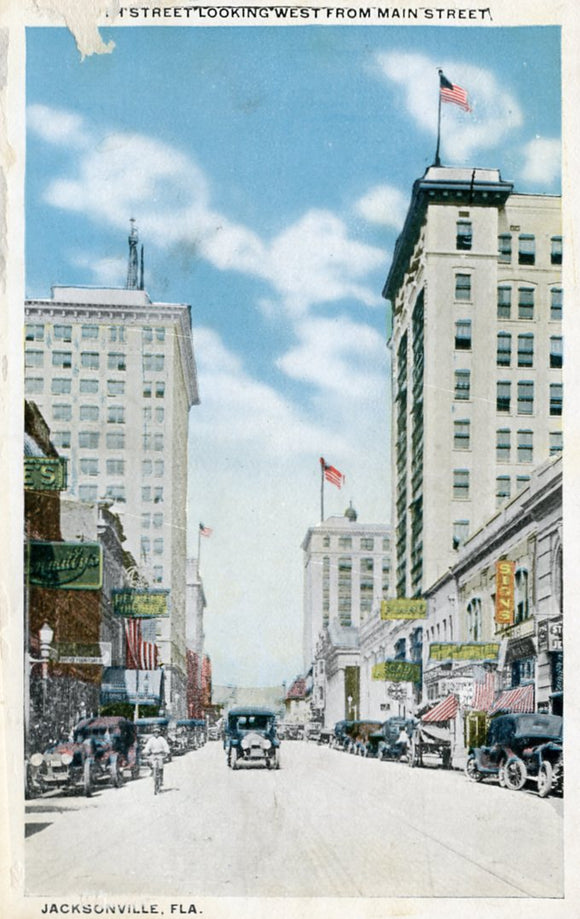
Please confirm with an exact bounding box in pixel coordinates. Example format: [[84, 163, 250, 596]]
[[70, 253, 127, 286], [27, 104, 89, 149], [373, 52, 523, 161], [520, 137, 561, 185], [354, 185, 408, 229]]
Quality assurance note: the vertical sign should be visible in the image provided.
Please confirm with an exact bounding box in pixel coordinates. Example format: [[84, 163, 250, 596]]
[[495, 560, 515, 625]]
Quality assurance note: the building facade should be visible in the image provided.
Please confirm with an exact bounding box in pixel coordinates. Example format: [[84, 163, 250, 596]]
[[25, 256, 199, 714], [383, 167, 562, 599]]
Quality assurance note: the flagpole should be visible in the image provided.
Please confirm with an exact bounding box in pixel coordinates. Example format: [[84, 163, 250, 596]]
[[197, 524, 202, 571], [320, 458, 325, 523], [434, 69, 443, 167]]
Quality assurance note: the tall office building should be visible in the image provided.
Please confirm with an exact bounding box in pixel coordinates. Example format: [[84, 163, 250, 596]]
[[383, 166, 562, 599], [24, 231, 199, 713]]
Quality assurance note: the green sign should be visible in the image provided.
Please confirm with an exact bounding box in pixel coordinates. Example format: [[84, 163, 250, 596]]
[[27, 541, 102, 590], [373, 661, 421, 683], [381, 598, 427, 620], [429, 642, 500, 662], [113, 589, 170, 618], [24, 457, 67, 491]]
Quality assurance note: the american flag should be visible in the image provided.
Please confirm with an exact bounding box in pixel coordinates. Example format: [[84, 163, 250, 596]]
[[439, 72, 471, 112], [199, 522, 213, 537], [320, 457, 345, 489], [124, 618, 159, 670]]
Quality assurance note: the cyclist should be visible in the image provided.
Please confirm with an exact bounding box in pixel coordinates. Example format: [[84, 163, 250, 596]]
[[143, 726, 170, 792]]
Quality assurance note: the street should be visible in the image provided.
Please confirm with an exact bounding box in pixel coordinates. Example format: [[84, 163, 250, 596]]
[[25, 739, 563, 899]]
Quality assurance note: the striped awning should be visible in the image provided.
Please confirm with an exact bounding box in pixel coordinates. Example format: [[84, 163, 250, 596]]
[[422, 693, 459, 723], [472, 671, 496, 712], [489, 683, 534, 716]]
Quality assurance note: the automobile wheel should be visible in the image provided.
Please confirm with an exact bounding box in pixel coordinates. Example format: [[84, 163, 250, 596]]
[[83, 760, 93, 797], [537, 761, 553, 798], [230, 748, 238, 770], [407, 742, 417, 768], [465, 755, 483, 782], [274, 748, 281, 770], [503, 757, 528, 791]]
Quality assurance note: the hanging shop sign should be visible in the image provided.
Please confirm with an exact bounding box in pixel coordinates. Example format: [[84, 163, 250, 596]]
[[27, 541, 102, 590], [24, 456, 68, 491], [58, 642, 111, 665], [112, 588, 170, 618], [495, 560, 515, 625], [548, 620, 563, 651], [381, 598, 427, 620], [372, 660, 421, 682], [429, 642, 500, 662]]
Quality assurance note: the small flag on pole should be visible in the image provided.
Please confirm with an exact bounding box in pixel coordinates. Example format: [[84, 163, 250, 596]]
[[199, 523, 213, 537], [439, 71, 471, 112], [320, 457, 345, 489]]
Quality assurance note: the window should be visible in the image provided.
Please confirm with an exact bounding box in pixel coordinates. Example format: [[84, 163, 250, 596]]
[[338, 556, 352, 626], [360, 538, 374, 551], [156, 382, 165, 398], [551, 236, 562, 265], [142, 513, 151, 529], [517, 429, 533, 463], [497, 381, 511, 413], [79, 485, 98, 502], [109, 326, 126, 343], [143, 353, 165, 372], [454, 419, 470, 450], [382, 537, 390, 552], [453, 520, 469, 549], [53, 404, 72, 421], [518, 234, 535, 265], [455, 319, 471, 350], [550, 383, 563, 416], [142, 486, 152, 502], [453, 469, 469, 500], [81, 325, 99, 339], [550, 431, 563, 455], [496, 428, 511, 463], [155, 407, 165, 423], [105, 484, 126, 503], [516, 475, 530, 492], [25, 324, 44, 341], [79, 431, 99, 449], [518, 287, 534, 320], [143, 433, 164, 452], [106, 459, 125, 475], [550, 336, 563, 368], [80, 379, 99, 394], [107, 380, 125, 396], [53, 324, 72, 342], [153, 566, 163, 584], [25, 350, 44, 368], [143, 382, 152, 398], [550, 288, 563, 322], [106, 431, 125, 449], [498, 234, 512, 263], [107, 406, 125, 424], [25, 378, 43, 394], [338, 536, 352, 550], [141, 537, 151, 558], [52, 431, 71, 449], [153, 538, 164, 556], [80, 352, 99, 370], [454, 370, 470, 401], [466, 597, 482, 641], [51, 378, 71, 395], [456, 220, 472, 250], [143, 407, 152, 423], [360, 557, 374, 618], [496, 475, 511, 507], [142, 460, 152, 476], [155, 460, 164, 476], [80, 405, 99, 421], [497, 286, 511, 318], [517, 381, 534, 415], [515, 568, 530, 622], [153, 513, 163, 528], [156, 328, 166, 342], [394, 638, 407, 661], [143, 327, 154, 343], [80, 458, 99, 476], [517, 333, 534, 368], [53, 351, 72, 369], [497, 332, 511, 366], [455, 273, 471, 300], [108, 352, 126, 371]]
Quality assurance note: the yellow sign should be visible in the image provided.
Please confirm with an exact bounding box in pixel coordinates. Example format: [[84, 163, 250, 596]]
[[495, 560, 515, 625], [381, 598, 427, 620], [113, 589, 170, 618], [372, 661, 421, 682], [429, 642, 500, 661]]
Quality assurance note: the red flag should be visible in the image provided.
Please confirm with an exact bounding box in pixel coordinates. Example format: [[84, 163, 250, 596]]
[[320, 457, 345, 489], [199, 523, 213, 537], [439, 72, 471, 112], [124, 618, 158, 670]]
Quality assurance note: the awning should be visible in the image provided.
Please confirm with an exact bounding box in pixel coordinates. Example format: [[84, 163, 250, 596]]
[[422, 693, 458, 723], [100, 667, 163, 706], [471, 671, 496, 712], [489, 683, 534, 716]]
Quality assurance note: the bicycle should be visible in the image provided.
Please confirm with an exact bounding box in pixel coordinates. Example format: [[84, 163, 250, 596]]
[[150, 754, 165, 795]]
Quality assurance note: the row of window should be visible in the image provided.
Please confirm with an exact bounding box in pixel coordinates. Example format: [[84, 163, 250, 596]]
[[453, 276, 562, 320], [321, 535, 391, 552], [52, 430, 166, 451], [27, 401, 166, 426], [452, 420, 562, 457], [25, 377, 166, 399], [140, 537, 165, 556], [25, 324, 167, 343], [454, 372, 563, 415], [454, 462, 534, 501], [452, 220, 562, 267], [25, 351, 166, 372], [454, 324, 563, 367]]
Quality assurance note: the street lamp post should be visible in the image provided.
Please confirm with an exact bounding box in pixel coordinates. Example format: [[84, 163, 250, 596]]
[[38, 621, 54, 715]]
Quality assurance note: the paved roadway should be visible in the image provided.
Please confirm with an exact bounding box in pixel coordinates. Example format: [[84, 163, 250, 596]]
[[25, 739, 563, 899]]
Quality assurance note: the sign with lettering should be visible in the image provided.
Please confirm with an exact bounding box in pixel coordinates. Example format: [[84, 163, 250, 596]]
[[548, 620, 563, 651], [495, 560, 515, 625], [112, 589, 170, 618], [429, 642, 500, 662], [24, 457, 67, 491], [27, 541, 102, 590], [381, 598, 427, 620], [58, 642, 111, 665], [373, 660, 421, 682]]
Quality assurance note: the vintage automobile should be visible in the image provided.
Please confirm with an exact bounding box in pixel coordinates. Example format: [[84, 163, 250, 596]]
[[28, 715, 139, 797], [408, 722, 452, 769], [367, 717, 417, 761], [169, 719, 207, 755], [317, 728, 334, 746], [465, 712, 563, 796], [224, 707, 281, 769], [331, 720, 355, 750]]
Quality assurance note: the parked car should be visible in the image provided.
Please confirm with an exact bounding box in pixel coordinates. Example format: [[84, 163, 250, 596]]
[[367, 717, 417, 761], [317, 728, 333, 746], [465, 712, 563, 796], [28, 716, 139, 797], [170, 718, 207, 755], [332, 720, 355, 750], [224, 707, 281, 770], [305, 722, 322, 742]]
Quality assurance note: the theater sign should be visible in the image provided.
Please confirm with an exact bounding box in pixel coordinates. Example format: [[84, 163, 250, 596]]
[[27, 541, 102, 590]]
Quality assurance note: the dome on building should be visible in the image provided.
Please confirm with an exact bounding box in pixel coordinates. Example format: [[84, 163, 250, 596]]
[[344, 502, 357, 522]]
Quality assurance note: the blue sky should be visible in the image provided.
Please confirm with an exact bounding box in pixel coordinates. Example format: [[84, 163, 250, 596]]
[[26, 24, 561, 687]]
